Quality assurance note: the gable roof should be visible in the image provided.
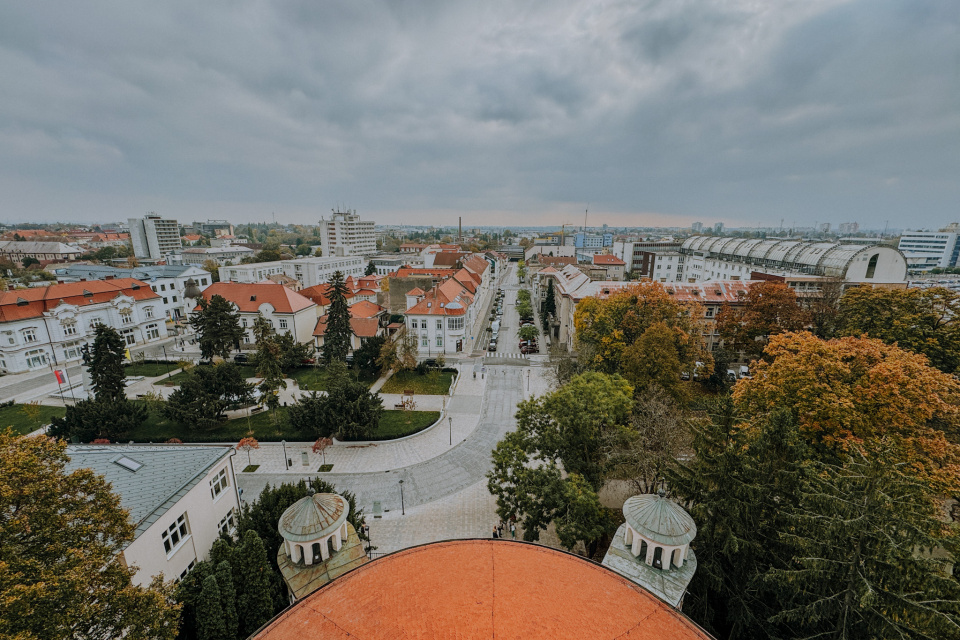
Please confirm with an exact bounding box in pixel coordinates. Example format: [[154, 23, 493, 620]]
[[313, 316, 382, 339], [64, 444, 232, 540], [349, 300, 385, 319], [300, 283, 356, 307], [593, 254, 626, 266], [0, 279, 160, 322], [201, 282, 315, 313]]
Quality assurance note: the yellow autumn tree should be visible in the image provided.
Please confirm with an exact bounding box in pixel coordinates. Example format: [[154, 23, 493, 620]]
[[573, 282, 712, 377], [734, 332, 960, 492]]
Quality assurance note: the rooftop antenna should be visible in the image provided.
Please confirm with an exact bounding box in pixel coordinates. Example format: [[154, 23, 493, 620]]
[[583, 208, 588, 233]]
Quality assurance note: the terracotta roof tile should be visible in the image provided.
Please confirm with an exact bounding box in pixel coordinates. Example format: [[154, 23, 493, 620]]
[[252, 540, 712, 640], [0, 279, 159, 322], [201, 282, 315, 314], [593, 254, 626, 266]]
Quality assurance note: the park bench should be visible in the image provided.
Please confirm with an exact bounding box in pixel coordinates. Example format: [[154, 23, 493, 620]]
[[250, 406, 265, 414]]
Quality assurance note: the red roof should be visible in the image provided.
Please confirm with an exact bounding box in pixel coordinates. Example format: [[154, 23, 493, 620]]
[[349, 300, 384, 319], [406, 287, 426, 296], [201, 282, 315, 314], [593, 254, 626, 266], [313, 316, 381, 339], [393, 268, 458, 279], [252, 540, 712, 640], [300, 284, 355, 307], [0, 279, 159, 322], [406, 278, 472, 316]]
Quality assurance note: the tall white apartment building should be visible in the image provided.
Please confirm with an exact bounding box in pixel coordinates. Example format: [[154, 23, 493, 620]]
[[319, 210, 376, 257], [897, 224, 960, 274], [129, 214, 182, 259]]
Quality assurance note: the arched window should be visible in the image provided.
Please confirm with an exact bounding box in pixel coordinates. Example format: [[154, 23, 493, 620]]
[[865, 254, 879, 279]]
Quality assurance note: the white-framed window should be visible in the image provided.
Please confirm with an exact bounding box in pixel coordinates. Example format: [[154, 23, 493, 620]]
[[279, 319, 288, 329], [436, 320, 442, 330], [25, 348, 48, 368], [63, 342, 82, 360], [410, 320, 418, 329], [62, 320, 77, 336], [121, 308, 133, 325], [145, 306, 154, 319], [421, 337, 428, 347], [21, 328, 37, 343], [436, 336, 443, 347], [448, 317, 463, 330], [163, 297, 168, 304], [210, 467, 229, 500], [160, 284, 166, 291], [172, 296, 178, 303], [218, 508, 236, 535], [200, 278, 208, 286], [241, 318, 247, 327], [146, 325, 160, 340], [162, 513, 189, 555], [178, 559, 197, 581]]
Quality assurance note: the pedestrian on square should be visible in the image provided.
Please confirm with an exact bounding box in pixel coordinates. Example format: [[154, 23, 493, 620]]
[[498, 522, 504, 537], [510, 523, 516, 539], [492, 527, 499, 539]]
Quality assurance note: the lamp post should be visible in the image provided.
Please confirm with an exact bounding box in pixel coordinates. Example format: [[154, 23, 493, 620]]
[[448, 416, 453, 445], [161, 345, 172, 378], [527, 369, 530, 392], [281, 440, 289, 470], [399, 479, 405, 515]]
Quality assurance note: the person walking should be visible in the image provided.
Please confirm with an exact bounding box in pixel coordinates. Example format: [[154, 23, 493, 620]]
[[498, 521, 504, 538], [510, 522, 516, 539], [492, 527, 499, 539]]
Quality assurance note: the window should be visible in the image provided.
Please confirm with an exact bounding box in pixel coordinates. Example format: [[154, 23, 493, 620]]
[[178, 560, 197, 581], [210, 467, 229, 500], [162, 514, 189, 555], [448, 317, 464, 330], [866, 254, 879, 279], [436, 336, 443, 347], [410, 320, 418, 329], [218, 508, 236, 535], [121, 329, 136, 345], [25, 349, 48, 368], [62, 320, 77, 336], [422, 337, 428, 347], [241, 318, 247, 327], [21, 328, 37, 343], [160, 284, 166, 291], [121, 310, 133, 325], [146, 325, 160, 340], [151, 285, 157, 292], [279, 319, 288, 329], [436, 320, 442, 330], [145, 306, 154, 319], [163, 297, 168, 304], [200, 278, 208, 286], [172, 296, 178, 303]]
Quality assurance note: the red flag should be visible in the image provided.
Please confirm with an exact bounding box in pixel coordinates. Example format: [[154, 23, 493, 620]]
[[54, 370, 65, 385]]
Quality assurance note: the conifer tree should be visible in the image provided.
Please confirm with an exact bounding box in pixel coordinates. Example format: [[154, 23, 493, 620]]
[[322, 271, 352, 363], [196, 575, 226, 640], [216, 561, 239, 640], [542, 278, 556, 330], [192, 294, 244, 361], [86, 323, 127, 401], [234, 530, 274, 637]]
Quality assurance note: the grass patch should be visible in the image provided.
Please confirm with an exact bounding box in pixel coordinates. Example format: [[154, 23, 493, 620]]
[[125, 363, 179, 377], [127, 404, 302, 443], [340, 410, 441, 441], [153, 364, 258, 386], [380, 370, 455, 395], [242, 464, 260, 472], [318, 464, 333, 472], [289, 367, 378, 391], [0, 404, 67, 435]]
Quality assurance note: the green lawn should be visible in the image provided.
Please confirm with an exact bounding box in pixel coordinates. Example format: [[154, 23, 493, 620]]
[[152, 364, 257, 386], [125, 363, 179, 378], [289, 367, 378, 391], [0, 404, 67, 435], [123, 404, 439, 444], [380, 370, 455, 395]]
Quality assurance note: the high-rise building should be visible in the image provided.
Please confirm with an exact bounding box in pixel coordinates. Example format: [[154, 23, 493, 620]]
[[691, 222, 703, 233], [713, 222, 724, 234], [319, 210, 376, 257], [129, 214, 182, 259], [838, 221, 859, 235], [897, 224, 960, 274]]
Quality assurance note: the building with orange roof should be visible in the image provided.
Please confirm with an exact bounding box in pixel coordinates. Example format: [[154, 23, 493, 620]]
[[251, 539, 714, 640], [312, 300, 387, 353], [200, 282, 319, 347], [0, 279, 165, 374], [592, 253, 626, 281]]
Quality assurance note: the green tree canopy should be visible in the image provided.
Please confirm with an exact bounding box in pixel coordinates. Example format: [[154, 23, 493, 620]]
[[288, 363, 383, 440], [322, 271, 352, 363], [192, 295, 244, 361], [0, 430, 180, 639], [365, 261, 377, 276], [86, 323, 127, 401], [163, 364, 253, 430]]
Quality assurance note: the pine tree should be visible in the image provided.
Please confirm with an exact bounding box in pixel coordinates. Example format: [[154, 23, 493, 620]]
[[216, 562, 239, 640], [192, 294, 244, 361], [252, 316, 286, 424], [365, 261, 377, 276], [86, 324, 127, 401], [322, 271, 352, 363], [196, 575, 226, 640], [542, 279, 556, 331], [234, 530, 275, 637]]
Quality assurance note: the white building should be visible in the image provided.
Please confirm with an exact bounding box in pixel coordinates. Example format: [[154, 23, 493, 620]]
[[200, 282, 319, 347], [679, 237, 907, 285], [64, 444, 239, 586], [0, 279, 166, 374], [51, 264, 213, 321], [0, 241, 83, 266], [219, 256, 364, 288], [180, 245, 255, 266], [129, 214, 182, 260], [897, 224, 960, 274], [319, 210, 376, 257]]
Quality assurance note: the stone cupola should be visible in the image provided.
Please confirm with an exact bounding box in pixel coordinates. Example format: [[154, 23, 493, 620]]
[[278, 490, 350, 566]]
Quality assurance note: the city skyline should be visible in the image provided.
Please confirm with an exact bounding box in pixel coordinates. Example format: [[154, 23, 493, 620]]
[[1, 1, 957, 228]]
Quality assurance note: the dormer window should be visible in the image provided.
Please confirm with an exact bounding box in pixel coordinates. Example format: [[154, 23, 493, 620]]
[[83, 290, 93, 298], [16, 298, 27, 306]]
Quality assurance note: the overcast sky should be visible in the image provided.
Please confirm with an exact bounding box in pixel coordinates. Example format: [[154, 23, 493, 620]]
[[1, 0, 958, 229]]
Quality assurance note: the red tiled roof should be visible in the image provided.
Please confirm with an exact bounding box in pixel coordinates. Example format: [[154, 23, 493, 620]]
[[201, 282, 315, 314], [0, 279, 160, 322], [593, 254, 626, 266], [252, 540, 712, 640], [405, 278, 472, 316], [313, 316, 381, 338], [300, 284, 356, 307], [348, 300, 384, 319], [393, 268, 458, 279], [406, 287, 426, 296], [538, 255, 576, 267]]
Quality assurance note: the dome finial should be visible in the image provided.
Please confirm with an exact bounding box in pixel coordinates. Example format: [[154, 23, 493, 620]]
[[307, 487, 316, 496]]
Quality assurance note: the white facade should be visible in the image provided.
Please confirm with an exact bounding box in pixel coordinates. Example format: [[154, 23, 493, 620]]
[[897, 227, 960, 273], [406, 310, 471, 357], [220, 256, 364, 287], [180, 246, 255, 266], [0, 288, 167, 374], [319, 211, 376, 257], [129, 215, 182, 259], [237, 303, 318, 347]]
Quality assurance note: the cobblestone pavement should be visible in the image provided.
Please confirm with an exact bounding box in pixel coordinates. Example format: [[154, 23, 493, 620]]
[[236, 365, 543, 515]]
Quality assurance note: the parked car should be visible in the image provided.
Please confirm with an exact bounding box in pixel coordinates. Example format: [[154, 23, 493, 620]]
[[234, 354, 249, 364], [488, 341, 498, 352], [520, 345, 539, 354]]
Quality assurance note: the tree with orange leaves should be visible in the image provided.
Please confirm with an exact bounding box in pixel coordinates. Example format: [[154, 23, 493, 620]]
[[715, 280, 809, 359], [237, 436, 259, 466], [734, 332, 960, 492], [573, 282, 711, 378]]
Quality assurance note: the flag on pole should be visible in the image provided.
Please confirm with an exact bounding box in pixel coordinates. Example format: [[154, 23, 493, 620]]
[[124, 349, 131, 361], [54, 370, 68, 385]]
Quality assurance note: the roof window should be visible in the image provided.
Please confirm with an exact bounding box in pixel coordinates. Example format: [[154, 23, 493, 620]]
[[16, 297, 28, 306], [250, 295, 257, 301], [83, 289, 93, 297], [112, 455, 143, 472]]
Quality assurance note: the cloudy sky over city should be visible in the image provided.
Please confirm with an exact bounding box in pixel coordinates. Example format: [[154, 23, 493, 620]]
[[1, 0, 957, 228]]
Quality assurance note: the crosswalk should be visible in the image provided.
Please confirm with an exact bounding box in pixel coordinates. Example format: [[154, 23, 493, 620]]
[[483, 353, 529, 363]]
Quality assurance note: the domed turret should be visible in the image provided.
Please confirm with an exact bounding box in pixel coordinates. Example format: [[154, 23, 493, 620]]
[[183, 278, 202, 300], [278, 490, 350, 566], [622, 489, 696, 570]]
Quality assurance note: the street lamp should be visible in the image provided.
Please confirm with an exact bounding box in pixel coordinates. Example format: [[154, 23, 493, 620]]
[[281, 440, 289, 470], [161, 345, 172, 378], [448, 416, 452, 445], [399, 479, 405, 515]]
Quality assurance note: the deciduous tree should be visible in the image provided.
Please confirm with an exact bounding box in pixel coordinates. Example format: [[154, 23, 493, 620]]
[[238, 436, 259, 466], [542, 279, 556, 330], [621, 321, 687, 401], [715, 281, 809, 359], [0, 431, 179, 639]]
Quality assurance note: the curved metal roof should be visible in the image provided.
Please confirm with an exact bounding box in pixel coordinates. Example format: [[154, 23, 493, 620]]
[[279, 492, 350, 543], [623, 493, 696, 546]]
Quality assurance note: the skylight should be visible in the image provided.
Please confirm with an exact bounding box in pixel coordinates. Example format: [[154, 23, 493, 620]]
[[113, 456, 143, 472]]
